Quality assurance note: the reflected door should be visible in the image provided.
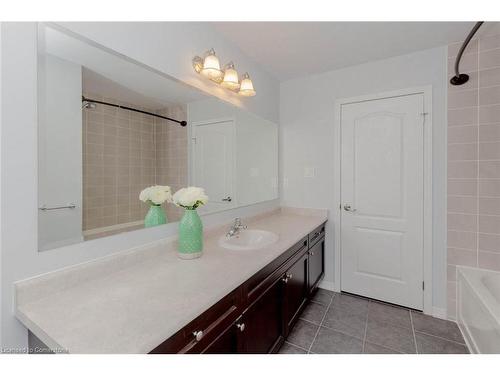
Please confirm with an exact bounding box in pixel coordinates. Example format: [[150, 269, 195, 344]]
[[192, 120, 235, 213], [340, 94, 424, 309]]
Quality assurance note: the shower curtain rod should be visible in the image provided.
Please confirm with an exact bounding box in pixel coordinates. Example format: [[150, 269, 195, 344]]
[[82, 96, 187, 127], [450, 21, 484, 86]]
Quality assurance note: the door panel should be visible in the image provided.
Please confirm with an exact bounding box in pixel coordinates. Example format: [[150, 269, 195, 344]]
[[192, 120, 235, 213], [354, 113, 404, 218], [241, 275, 285, 353], [308, 238, 325, 293], [340, 94, 424, 310], [284, 252, 309, 335]]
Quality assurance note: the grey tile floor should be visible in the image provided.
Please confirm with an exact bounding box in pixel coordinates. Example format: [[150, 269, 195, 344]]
[[279, 289, 469, 354]]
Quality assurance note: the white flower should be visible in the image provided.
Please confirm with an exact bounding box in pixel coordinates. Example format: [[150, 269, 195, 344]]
[[139, 185, 172, 205], [173, 187, 209, 209], [139, 187, 152, 202]]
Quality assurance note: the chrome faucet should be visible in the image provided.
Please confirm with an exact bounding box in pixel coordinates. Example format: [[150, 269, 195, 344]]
[[226, 217, 247, 238]]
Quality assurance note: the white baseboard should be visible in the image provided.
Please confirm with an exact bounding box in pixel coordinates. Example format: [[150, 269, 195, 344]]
[[432, 307, 447, 320], [318, 280, 335, 292]]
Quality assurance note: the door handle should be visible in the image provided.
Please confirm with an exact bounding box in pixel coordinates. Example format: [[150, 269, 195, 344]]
[[343, 204, 357, 212], [222, 196, 232, 202]]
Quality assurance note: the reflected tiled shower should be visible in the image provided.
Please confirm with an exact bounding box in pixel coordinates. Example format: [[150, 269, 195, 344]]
[[82, 94, 187, 237]]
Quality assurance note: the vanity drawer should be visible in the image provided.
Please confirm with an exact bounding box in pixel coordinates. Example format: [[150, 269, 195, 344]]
[[150, 288, 242, 354], [308, 223, 325, 248]]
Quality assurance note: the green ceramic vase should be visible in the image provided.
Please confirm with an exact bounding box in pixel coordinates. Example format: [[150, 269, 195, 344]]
[[178, 209, 203, 259], [144, 205, 167, 228]]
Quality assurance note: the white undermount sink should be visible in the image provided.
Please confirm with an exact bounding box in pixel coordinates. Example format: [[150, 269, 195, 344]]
[[218, 229, 279, 250]]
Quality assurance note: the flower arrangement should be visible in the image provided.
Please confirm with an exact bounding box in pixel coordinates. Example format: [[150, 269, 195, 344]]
[[173, 187, 209, 210], [139, 185, 172, 206]]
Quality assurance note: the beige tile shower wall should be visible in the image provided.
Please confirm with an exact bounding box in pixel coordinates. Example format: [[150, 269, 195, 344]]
[[83, 97, 188, 234], [155, 105, 188, 223], [447, 26, 500, 319], [82, 94, 156, 232]]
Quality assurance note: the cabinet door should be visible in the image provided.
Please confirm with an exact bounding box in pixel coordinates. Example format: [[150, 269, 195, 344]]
[[308, 238, 325, 294], [240, 275, 285, 353], [202, 318, 244, 354], [284, 251, 309, 335]]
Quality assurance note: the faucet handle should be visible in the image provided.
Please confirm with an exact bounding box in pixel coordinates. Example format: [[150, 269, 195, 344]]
[[234, 217, 241, 225]]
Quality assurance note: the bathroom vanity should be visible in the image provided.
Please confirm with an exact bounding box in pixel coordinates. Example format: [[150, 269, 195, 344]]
[[150, 221, 326, 354], [15, 208, 327, 354]]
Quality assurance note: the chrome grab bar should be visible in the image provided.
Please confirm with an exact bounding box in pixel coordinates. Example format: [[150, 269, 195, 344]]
[[39, 203, 76, 211]]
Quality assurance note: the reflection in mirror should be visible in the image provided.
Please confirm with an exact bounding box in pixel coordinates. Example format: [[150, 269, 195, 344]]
[[188, 98, 278, 215], [37, 24, 278, 251]]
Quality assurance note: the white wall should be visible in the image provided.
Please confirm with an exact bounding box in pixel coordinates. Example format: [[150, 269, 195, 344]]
[[0, 22, 280, 351], [280, 47, 448, 310], [38, 54, 83, 251]]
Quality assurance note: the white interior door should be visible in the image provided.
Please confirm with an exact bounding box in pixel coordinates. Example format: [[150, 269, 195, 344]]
[[340, 94, 424, 310], [192, 120, 235, 213]]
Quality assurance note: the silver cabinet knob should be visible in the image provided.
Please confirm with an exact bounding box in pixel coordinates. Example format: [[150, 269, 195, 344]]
[[193, 330, 204, 341], [309, 251, 315, 256], [282, 273, 293, 283], [343, 204, 357, 212], [236, 323, 245, 332]]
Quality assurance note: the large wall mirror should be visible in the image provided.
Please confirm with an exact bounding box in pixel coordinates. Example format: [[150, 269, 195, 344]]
[[37, 24, 278, 251]]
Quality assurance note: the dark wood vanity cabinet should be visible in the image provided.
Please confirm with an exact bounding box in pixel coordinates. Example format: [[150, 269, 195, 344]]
[[283, 250, 309, 336], [240, 274, 286, 353], [150, 222, 326, 354], [308, 224, 326, 293]]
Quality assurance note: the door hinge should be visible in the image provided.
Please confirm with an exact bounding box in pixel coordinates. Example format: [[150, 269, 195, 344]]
[[191, 137, 197, 144], [422, 281, 425, 290]]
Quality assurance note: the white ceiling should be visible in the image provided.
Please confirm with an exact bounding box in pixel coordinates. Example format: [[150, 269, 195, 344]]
[[210, 22, 479, 80]]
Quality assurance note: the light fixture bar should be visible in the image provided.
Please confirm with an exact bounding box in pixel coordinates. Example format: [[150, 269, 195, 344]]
[[192, 49, 256, 96]]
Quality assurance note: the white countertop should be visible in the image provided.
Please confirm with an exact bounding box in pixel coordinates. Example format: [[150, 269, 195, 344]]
[[15, 208, 327, 354]]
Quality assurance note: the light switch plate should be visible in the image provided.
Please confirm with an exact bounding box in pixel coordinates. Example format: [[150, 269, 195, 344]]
[[304, 167, 316, 178]]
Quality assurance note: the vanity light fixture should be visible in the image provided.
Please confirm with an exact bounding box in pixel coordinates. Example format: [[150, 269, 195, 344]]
[[192, 48, 223, 82], [192, 49, 256, 96], [221, 62, 241, 91], [238, 73, 256, 97]]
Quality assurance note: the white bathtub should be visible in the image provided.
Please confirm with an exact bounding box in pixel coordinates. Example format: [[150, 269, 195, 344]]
[[457, 266, 500, 353]]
